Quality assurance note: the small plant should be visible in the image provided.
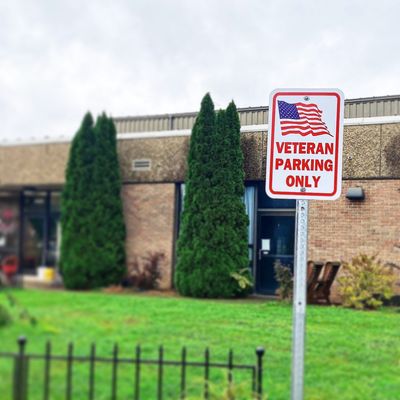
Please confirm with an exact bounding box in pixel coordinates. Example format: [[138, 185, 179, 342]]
[[185, 375, 267, 400], [230, 268, 253, 291], [338, 254, 397, 310], [125, 252, 165, 290], [6, 293, 37, 325], [0, 304, 12, 327], [274, 260, 293, 300]]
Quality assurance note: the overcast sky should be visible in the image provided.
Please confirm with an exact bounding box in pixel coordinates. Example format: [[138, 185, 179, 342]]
[[1, 0, 399, 140]]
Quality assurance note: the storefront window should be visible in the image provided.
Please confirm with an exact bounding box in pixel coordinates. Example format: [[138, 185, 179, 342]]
[[244, 185, 255, 263], [257, 182, 296, 209], [21, 189, 61, 273], [0, 193, 20, 266]]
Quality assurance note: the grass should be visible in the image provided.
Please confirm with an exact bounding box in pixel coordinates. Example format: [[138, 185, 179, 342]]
[[0, 289, 399, 399]]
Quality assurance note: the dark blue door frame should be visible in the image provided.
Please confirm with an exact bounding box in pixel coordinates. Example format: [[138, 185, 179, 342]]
[[255, 210, 296, 295]]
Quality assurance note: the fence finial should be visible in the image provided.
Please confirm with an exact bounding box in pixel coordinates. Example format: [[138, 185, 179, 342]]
[[256, 347, 265, 357], [18, 336, 27, 350], [255, 347, 265, 399]]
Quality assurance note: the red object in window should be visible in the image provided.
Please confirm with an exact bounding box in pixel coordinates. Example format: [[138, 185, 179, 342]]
[[2, 208, 15, 220], [1, 256, 18, 278]]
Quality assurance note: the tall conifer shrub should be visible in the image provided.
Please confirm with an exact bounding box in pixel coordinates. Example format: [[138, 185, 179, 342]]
[[60, 113, 96, 289], [91, 113, 126, 287], [175, 94, 250, 298], [60, 113, 126, 289]]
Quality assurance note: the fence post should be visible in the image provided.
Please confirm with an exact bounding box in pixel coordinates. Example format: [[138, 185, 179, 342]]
[[157, 345, 164, 400], [204, 347, 210, 399], [13, 336, 28, 400], [255, 347, 265, 399]]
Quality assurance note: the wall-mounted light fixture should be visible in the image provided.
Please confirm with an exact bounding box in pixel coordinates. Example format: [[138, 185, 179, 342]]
[[346, 187, 365, 201]]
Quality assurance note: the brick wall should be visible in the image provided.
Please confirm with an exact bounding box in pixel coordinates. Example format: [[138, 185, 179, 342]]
[[309, 179, 400, 299], [122, 183, 176, 289], [2, 122, 400, 186]]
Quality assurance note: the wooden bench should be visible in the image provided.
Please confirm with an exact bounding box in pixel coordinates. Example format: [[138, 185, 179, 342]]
[[307, 261, 324, 303], [308, 261, 341, 305]]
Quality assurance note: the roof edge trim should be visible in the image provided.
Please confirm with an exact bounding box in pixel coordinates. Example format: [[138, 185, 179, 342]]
[[2, 115, 400, 147]]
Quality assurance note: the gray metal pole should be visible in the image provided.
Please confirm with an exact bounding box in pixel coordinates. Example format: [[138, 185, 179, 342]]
[[291, 199, 309, 400]]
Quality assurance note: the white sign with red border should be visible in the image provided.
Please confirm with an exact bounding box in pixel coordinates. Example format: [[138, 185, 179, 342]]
[[266, 89, 344, 200]]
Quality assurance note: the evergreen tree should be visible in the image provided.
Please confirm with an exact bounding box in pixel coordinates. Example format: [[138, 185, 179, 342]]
[[224, 101, 252, 295], [175, 94, 216, 296], [175, 94, 250, 298], [60, 112, 97, 289], [91, 113, 126, 287], [60, 112, 126, 289]]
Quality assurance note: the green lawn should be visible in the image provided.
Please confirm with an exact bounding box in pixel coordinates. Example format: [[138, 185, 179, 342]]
[[0, 289, 399, 399]]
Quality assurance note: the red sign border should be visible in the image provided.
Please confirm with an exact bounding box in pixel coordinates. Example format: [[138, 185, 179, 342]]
[[268, 91, 342, 198]]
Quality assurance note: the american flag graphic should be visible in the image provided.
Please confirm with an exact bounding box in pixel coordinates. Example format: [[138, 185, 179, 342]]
[[277, 100, 332, 137]]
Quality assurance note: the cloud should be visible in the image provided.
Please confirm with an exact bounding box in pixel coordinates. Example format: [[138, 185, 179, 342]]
[[0, 0, 399, 139]]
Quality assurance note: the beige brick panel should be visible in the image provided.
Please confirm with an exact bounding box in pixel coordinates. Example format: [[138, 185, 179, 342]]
[[241, 132, 266, 180], [118, 137, 189, 182], [122, 183, 176, 289], [381, 123, 400, 177], [0, 123, 397, 186], [342, 125, 381, 178], [0, 143, 69, 186]]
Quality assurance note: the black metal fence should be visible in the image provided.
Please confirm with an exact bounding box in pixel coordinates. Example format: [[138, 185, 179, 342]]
[[0, 337, 265, 400]]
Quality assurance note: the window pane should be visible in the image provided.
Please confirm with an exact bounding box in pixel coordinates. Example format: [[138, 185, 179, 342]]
[[0, 195, 20, 263], [257, 182, 296, 209]]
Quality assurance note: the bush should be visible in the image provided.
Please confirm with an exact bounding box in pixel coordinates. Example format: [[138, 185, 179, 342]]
[[175, 94, 250, 298], [338, 254, 397, 310], [230, 268, 253, 291], [61, 113, 126, 289], [274, 260, 293, 301], [5, 293, 37, 325], [125, 252, 165, 290], [0, 304, 12, 327]]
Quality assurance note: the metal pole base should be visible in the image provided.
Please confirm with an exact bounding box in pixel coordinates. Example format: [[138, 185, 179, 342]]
[[291, 199, 309, 400]]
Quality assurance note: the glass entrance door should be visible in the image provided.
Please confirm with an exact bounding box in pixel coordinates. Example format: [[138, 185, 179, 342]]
[[256, 212, 295, 294]]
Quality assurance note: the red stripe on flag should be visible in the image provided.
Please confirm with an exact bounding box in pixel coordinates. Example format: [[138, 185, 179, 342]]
[[278, 102, 332, 137]]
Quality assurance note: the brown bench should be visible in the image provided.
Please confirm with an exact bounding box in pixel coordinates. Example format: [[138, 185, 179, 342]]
[[307, 261, 324, 303], [307, 261, 341, 305]]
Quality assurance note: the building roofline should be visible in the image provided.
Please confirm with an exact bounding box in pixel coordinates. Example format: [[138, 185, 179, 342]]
[[113, 94, 400, 121], [2, 115, 400, 147], [113, 106, 268, 122], [344, 94, 400, 103], [2, 94, 400, 147]]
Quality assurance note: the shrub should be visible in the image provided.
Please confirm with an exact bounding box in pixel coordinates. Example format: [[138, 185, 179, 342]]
[[175, 94, 250, 298], [125, 252, 165, 290], [0, 304, 12, 327], [230, 268, 253, 291], [90, 114, 126, 287], [5, 293, 37, 325], [61, 113, 126, 289], [60, 113, 97, 289], [338, 254, 397, 310], [274, 260, 293, 301]]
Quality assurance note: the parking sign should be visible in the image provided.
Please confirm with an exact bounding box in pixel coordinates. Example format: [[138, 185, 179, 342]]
[[266, 89, 344, 200]]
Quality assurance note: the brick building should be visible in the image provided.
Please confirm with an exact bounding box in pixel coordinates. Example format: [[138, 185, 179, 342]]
[[0, 94, 399, 297]]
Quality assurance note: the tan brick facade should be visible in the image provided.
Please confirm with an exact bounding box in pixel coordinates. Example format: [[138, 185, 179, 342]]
[[309, 179, 400, 298], [122, 183, 176, 289], [2, 122, 400, 187], [0, 143, 69, 187], [1, 109, 399, 297]]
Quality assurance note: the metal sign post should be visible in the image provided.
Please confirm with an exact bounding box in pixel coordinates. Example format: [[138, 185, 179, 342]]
[[291, 199, 309, 400], [265, 89, 344, 400]]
